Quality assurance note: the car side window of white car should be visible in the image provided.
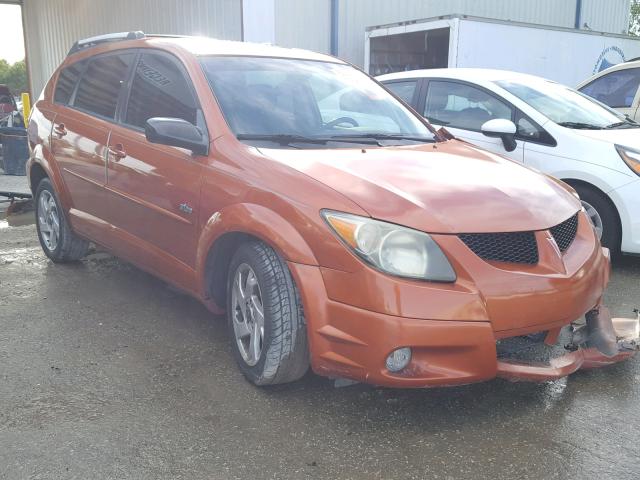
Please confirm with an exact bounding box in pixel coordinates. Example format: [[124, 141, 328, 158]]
[[514, 110, 556, 147], [424, 80, 512, 131], [384, 80, 419, 105], [579, 68, 640, 109]]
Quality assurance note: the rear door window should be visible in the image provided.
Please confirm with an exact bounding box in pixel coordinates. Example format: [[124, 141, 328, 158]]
[[384, 80, 419, 105], [579, 68, 640, 108], [124, 52, 198, 129], [424, 80, 513, 130], [54, 60, 86, 105], [73, 53, 135, 119]]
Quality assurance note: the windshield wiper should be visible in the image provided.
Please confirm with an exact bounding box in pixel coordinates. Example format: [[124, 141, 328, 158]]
[[236, 134, 329, 146], [605, 120, 640, 129], [329, 133, 435, 143], [236, 133, 432, 147], [236, 134, 382, 147], [556, 121, 604, 130]]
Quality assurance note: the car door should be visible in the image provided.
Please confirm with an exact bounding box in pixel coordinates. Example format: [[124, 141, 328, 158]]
[[511, 108, 559, 174], [420, 79, 524, 163], [579, 67, 640, 121], [105, 50, 205, 269], [51, 53, 134, 231]]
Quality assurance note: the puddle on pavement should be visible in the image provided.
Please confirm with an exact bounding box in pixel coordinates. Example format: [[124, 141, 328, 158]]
[[0, 199, 35, 228]]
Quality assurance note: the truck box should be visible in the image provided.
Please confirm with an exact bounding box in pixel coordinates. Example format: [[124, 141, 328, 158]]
[[365, 15, 640, 87]]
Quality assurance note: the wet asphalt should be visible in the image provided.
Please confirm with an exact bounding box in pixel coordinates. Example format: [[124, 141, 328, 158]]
[[1, 205, 639, 480]]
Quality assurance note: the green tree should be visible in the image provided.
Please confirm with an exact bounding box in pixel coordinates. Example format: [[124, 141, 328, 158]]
[[0, 59, 9, 80], [630, 0, 640, 36], [0, 59, 27, 95]]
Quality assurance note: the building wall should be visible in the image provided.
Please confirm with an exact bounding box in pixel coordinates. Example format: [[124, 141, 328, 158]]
[[274, 0, 331, 54], [21, 0, 630, 97], [581, 0, 630, 33], [336, 0, 631, 67], [22, 0, 241, 97]]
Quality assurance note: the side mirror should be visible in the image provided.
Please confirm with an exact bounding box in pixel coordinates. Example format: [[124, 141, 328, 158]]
[[481, 119, 517, 152], [145, 117, 209, 156]]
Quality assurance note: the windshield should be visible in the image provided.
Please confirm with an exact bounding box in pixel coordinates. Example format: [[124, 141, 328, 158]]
[[496, 79, 634, 129], [200, 56, 434, 147]]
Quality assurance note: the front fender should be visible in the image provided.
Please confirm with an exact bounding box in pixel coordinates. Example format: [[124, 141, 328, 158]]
[[195, 203, 318, 298]]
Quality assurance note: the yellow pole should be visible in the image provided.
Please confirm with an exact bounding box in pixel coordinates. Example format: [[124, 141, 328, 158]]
[[21, 92, 31, 125]]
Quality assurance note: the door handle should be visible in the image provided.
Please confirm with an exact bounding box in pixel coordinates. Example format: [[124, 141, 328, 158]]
[[108, 143, 127, 161], [53, 123, 67, 137]]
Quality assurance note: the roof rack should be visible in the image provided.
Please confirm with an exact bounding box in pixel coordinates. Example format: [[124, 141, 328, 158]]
[[67, 31, 145, 56], [145, 34, 190, 39]]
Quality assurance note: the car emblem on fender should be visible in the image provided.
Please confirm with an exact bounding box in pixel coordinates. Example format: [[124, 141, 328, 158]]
[[179, 202, 193, 214]]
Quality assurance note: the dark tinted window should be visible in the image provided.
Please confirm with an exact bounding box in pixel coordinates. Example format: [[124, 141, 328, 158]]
[[74, 53, 134, 119], [579, 68, 640, 108], [384, 80, 418, 105], [424, 80, 512, 130], [125, 53, 197, 128], [54, 61, 85, 104]]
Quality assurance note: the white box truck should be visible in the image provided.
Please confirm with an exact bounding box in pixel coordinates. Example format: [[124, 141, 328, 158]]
[[365, 15, 640, 87]]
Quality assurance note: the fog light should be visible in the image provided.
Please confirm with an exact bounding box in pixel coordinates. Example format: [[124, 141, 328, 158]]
[[385, 347, 411, 372]]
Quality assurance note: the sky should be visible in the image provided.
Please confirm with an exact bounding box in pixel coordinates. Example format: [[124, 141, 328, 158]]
[[0, 5, 25, 64]]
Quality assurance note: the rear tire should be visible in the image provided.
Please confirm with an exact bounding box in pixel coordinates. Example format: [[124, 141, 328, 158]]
[[226, 241, 309, 386], [35, 178, 89, 262], [573, 184, 620, 254]]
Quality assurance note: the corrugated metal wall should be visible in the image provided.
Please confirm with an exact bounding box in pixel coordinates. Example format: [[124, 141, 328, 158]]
[[275, 0, 331, 54], [22, 0, 241, 97], [581, 0, 630, 34], [21, 0, 631, 96], [336, 0, 631, 66]]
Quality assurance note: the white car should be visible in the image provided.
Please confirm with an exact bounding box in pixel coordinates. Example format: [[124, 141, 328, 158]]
[[577, 60, 640, 121], [377, 69, 640, 255]]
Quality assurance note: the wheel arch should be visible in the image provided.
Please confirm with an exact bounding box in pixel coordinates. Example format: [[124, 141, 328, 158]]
[[196, 203, 318, 310], [28, 161, 48, 193], [27, 144, 71, 213], [561, 177, 622, 241]]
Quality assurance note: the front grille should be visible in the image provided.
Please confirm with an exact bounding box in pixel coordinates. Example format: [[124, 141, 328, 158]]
[[459, 231, 539, 264], [550, 213, 579, 252]]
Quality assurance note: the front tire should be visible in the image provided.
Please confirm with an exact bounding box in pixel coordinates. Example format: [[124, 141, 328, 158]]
[[573, 184, 620, 254], [35, 178, 89, 262], [226, 241, 309, 385]]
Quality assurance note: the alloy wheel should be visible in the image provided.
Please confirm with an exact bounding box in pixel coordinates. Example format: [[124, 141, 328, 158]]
[[231, 263, 265, 366], [581, 200, 603, 240], [38, 190, 60, 251]]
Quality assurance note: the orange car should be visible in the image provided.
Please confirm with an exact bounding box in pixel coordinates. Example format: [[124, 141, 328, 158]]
[[27, 32, 639, 387]]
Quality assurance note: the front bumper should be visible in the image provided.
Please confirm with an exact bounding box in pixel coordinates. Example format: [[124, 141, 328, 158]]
[[496, 311, 639, 382], [288, 242, 637, 387]]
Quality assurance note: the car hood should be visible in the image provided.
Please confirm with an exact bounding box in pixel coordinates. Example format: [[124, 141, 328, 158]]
[[571, 126, 640, 147], [258, 140, 579, 233]]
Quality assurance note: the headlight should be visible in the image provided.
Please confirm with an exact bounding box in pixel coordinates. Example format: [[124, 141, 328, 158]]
[[615, 144, 640, 177], [322, 210, 456, 282]]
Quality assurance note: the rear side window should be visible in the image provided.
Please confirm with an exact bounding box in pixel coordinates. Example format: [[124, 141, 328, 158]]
[[54, 61, 85, 104], [579, 68, 640, 108], [424, 80, 513, 130], [384, 80, 418, 105], [124, 52, 198, 129], [73, 53, 134, 119]]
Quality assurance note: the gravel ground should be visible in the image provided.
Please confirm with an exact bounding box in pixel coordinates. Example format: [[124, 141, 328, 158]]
[[1, 207, 639, 480]]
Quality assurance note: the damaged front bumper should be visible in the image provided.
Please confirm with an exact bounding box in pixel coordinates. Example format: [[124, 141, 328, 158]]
[[289, 258, 634, 388], [497, 307, 640, 382]]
